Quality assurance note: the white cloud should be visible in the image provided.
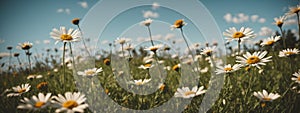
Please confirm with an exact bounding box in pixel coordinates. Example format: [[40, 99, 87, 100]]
[[57, 8, 71, 15], [78, 1, 88, 9], [0, 39, 4, 44], [251, 15, 259, 22], [223, 13, 232, 23], [101, 40, 109, 44], [285, 19, 297, 25], [35, 40, 40, 44], [143, 10, 159, 18], [152, 2, 160, 10], [258, 27, 273, 36], [43, 40, 51, 44], [164, 33, 175, 41], [0, 52, 10, 57], [258, 18, 266, 23]]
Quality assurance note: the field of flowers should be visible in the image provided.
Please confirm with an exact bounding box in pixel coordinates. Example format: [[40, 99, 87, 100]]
[[1, 3, 300, 113]]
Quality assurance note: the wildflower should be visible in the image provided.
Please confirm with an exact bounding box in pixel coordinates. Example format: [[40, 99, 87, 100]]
[[215, 64, 242, 75], [292, 70, 300, 84], [18, 42, 33, 50], [140, 18, 153, 26], [260, 36, 281, 46], [115, 37, 130, 45], [174, 86, 206, 98], [72, 18, 80, 25], [138, 63, 153, 70], [200, 46, 216, 56], [27, 74, 43, 80], [129, 79, 151, 86], [279, 48, 299, 57], [36, 82, 48, 91], [7, 83, 31, 97], [158, 83, 166, 91], [273, 16, 286, 28], [50, 26, 81, 44], [253, 90, 280, 102], [77, 68, 103, 78], [52, 92, 88, 113], [144, 44, 163, 53], [223, 27, 255, 42], [236, 51, 272, 69], [104, 58, 110, 66], [172, 64, 181, 72], [171, 19, 187, 29], [17, 93, 52, 111], [286, 4, 300, 15]]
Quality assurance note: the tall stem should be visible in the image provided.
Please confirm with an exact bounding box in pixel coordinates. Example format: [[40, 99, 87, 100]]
[[180, 28, 193, 56], [279, 27, 286, 48], [77, 25, 91, 56], [69, 42, 77, 72], [27, 50, 31, 72], [147, 26, 154, 46], [121, 44, 125, 57], [237, 38, 241, 55], [8, 50, 11, 71], [297, 13, 300, 40], [62, 42, 67, 88]]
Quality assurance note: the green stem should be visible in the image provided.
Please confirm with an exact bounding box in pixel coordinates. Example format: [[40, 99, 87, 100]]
[[147, 26, 154, 46], [27, 50, 31, 72], [69, 42, 77, 73], [237, 38, 241, 55], [77, 25, 91, 56], [62, 42, 67, 89], [297, 13, 300, 40], [279, 27, 286, 48]]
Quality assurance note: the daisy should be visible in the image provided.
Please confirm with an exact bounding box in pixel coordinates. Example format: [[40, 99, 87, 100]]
[[124, 43, 134, 51], [129, 79, 151, 86], [103, 58, 110, 66], [140, 18, 153, 26], [7, 83, 31, 97], [223, 27, 255, 42], [18, 42, 33, 50], [158, 83, 166, 91], [172, 64, 181, 72], [77, 68, 103, 78], [278, 48, 299, 57], [115, 37, 131, 45], [273, 16, 286, 28], [144, 44, 163, 53], [138, 63, 154, 70], [292, 70, 300, 84], [17, 93, 52, 111], [174, 86, 206, 98], [286, 4, 300, 15], [260, 36, 281, 46], [171, 19, 187, 30], [72, 18, 80, 25], [50, 26, 81, 44], [200, 46, 216, 56], [215, 64, 242, 75], [253, 90, 280, 102], [52, 92, 88, 113], [236, 51, 272, 69]]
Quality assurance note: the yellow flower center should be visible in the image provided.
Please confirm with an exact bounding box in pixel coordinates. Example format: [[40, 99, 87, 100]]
[[136, 81, 143, 85], [284, 51, 296, 56], [184, 91, 196, 96], [159, 84, 165, 91], [85, 70, 95, 75], [266, 40, 275, 45], [224, 67, 233, 72], [297, 76, 300, 81], [261, 102, 266, 108], [18, 88, 26, 93], [262, 97, 271, 101], [144, 63, 152, 68], [276, 21, 283, 27], [205, 50, 212, 56], [60, 34, 73, 40], [150, 47, 159, 52], [35, 101, 45, 108], [63, 100, 78, 109], [104, 59, 110, 66], [105, 89, 109, 94], [174, 19, 184, 28], [246, 56, 260, 64], [292, 8, 300, 13], [119, 40, 126, 45], [172, 65, 180, 71], [232, 32, 245, 39]]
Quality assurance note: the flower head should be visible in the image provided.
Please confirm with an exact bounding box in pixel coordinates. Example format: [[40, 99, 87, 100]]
[[17, 93, 52, 111], [115, 37, 131, 45], [171, 19, 187, 30], [77, 68, 103, 78], [138, 63, 153, 70], [104, 58, 110, 66], [18, 42, 33, 50], [52, 92, 88, 113], [72, 18, 80, 25], [292, 70, 300, 84], [236, 51, 272, 69], [279, 48, 299, 57], [260, 36, 281, 46], [286, 4, 300, 15], [273, 16, 286, 28], [129, 79, 151, 86], [7, 83, 31, 97], [253, 90, 280, 102], [223, 27, 255, 42], [140, 18, 153, 26], [216, 64, 242, 75], [172, 64, 181, 72], [144, 44, 163, 53], [174, 86, 206, 98], [200, 46, 216, 56], [50, 26, 81, 44]]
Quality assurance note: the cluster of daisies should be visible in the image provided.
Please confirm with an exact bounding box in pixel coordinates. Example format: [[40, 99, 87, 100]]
[[3, 83, 88, 112]]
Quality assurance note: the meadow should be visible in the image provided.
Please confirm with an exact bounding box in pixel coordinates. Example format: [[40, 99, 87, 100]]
[[1, 4, 300, 113]]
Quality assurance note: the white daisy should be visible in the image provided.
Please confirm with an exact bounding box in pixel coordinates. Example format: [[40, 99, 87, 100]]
[[7, 83, 31, 97], [77, 68, 103, 78], [144, 44, 163, 53], [115, 37, 131, 45], [286, 4, 300, 15], [27, 74, 43, 80], [52, 92, 88, 113], [273, 16, 286, 28], [50, 26, 81, 44], [253, 90, 280, 102], [129, 79, 151, 86], [215, 64, 242, 75], [200, 46, 216, 56], [17, 93, 52, 111], [140, 18, 153, 26], [138, 63, 154, 70], [292, 70, 300, 84], [236, 51, 272, 69], [18, 42, 33, 50], [171, 19, 187, 30], [278, 48, 299, 57], [260, 36, 281, 46], [223, 27, 256, 42], [174, 86, 206, 98]]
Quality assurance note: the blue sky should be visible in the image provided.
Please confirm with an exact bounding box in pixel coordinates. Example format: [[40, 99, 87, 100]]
[[0, 0, 299, 63]]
